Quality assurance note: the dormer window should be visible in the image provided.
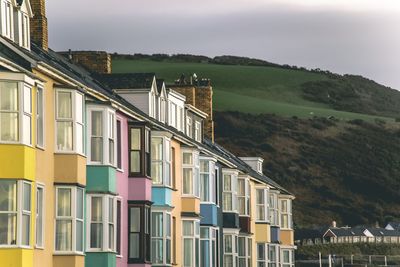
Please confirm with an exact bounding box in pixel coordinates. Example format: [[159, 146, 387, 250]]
[[1, 0, 13, 39]]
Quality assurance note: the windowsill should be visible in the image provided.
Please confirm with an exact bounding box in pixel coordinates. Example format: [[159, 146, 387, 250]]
[[255, 221, 270, 225], [34, 245, 45, 250], [54, 151, 86, 158], [116, 168, 124, 173], [53, 252, 85, 256], [280, 228, 293, 231], [181, 195, 200, 199], [116, 255, 123, 259], [0, 245, 32, 249]]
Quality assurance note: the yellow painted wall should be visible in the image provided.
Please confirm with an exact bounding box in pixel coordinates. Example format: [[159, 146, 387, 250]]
[[54, 154, 86, 185], [0, 145, 35, 181], [281, 230, 294, 246], [181, 197, 200, 214], [53, 255, 85, 267], [255, 224, 270, 243], [171, 140, 182, 266], [249, 179, 257, 266], [0, 249, 34, 267]]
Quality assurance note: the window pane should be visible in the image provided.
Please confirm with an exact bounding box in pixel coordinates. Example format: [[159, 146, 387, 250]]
[[91, 111, 103, 136], [130, 128, 141, 150], [152, 162, 163, 185], [183, 221, 193, 236], [200, 174, 209, 202], [183, 168, 193, 194], [184, 239, 193, 267], [36, 88, 44, 147], [36, 187, 44, 247], [57, 92, 72, 119], [109, 224, 114, 250], [109, 198, 114, 223], [116, 201, 121, 254], [257, 244, 265, 260], [109, 139, 114, 165], [0, 82, 18, 111], [57, 121, 73, 151], [183, 153, 192, 165], [224, 235, 232, 253], [130, 151, 140, 173], [23, 114, 31, 144], [152, 212, 163, 237], [90, 223, 103, 248], [223, 193, 232, 211], [117, 121, 122, 169], [0, 180, 17, 211], [91, 137, 103, 162], [238, 179, 245, 196], [76, 123, 83, 154], [76, 221, 83, 252], [75, 93, 83, 124], [76, 189, 84, 220], [55, 220, 72, 251], [152, 239, 163, 263], [151, 137, 163, 160], [238, 237, 245, 256], [57, 188, 71, 216], [0, 112, 19, 142], [0, 214, 16, 245], [130, 207, 140, 232], [23, 183, 31, 211], [23, 86, 31, 113], [91, 197, 103, 221], [223, 175, 231, 191], [129, 233, 139, 258]]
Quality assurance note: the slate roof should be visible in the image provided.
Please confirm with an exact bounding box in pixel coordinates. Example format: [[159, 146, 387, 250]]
[[367, 228, 400, 237], [386, 222, 400, 231], [0, 36, 292, 196], [156, 79, 165, 94], [93, 73, 155, 90]]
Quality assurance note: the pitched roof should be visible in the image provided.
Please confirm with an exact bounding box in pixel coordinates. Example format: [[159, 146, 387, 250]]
[[366, 228, 400, 237], [386, 222, 400, 230], [156, 79, 165, 94], [93, 73, 156, 90]]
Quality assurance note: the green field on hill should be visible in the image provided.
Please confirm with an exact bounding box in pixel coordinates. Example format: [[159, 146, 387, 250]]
[[112, 59, 394, 121]]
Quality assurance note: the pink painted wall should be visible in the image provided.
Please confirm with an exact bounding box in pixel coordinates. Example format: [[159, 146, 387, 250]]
[[116, 112, 152, 267]]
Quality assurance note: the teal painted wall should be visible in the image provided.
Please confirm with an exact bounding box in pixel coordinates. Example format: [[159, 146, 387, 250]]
[[87, 166, 117, 194], [86, 252, 116, 267]]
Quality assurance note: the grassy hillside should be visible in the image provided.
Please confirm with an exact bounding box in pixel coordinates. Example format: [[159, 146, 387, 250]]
[[112, 55, 399, 121], [214, 111, 400, 228]]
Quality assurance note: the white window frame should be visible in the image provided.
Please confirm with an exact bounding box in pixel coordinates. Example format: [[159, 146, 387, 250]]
[[86, 194, 117, 252], [238, 235, 252, 267], [256, 187, 269, 223], [1, 0, 14, 39], [222, 169, 238, 213], [182, 219, 200, 267], [55, 89, 84, 154], [35, 183, 45, 249], [36, 85, 45, 148], [280, 247, 295, 267], [269, 191, 279, 227], [223, 231, 239, 267], [200, 226, 218, 267], [256, 243, 268, 267], [86, 105, 117, 165], [215, 166, 220, 207], [151, 132, 172, 187], [151, 209, 172, 266], [54, 186, 84, 254], [194, 121, 201, 142], [186, 116, 192, 138], [199, 157, 216, 204], [237, 176, 250, 216], [279, 198, 293, 230], [0, 180, 32, 249], [0, 78, 33, 146], [269, 244, 280, 267], [182, 149, 200, 198]]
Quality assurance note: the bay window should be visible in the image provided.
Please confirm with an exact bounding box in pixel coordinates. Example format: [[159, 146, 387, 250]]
[[269, 191, 279, 227], [269, 245, 279, 267], [151, 133, 172, 187], [0, 180, 31, 247], [128, 123, 151, 177], [36, 86, 44, 148], [280, 198, 293, 229], [223, 233, 238, 267], [182, 220, 200, 267], [281, 248, 295, 267], [256, 188, 269, 222], [87, 106, 116, 166], [0, 80, 33, 145], [200, 227, 218, 267], [87, 194, 117, 251], [35, 184, 44, 248], [257, 243, 268, 267], [182, 149, 200, 197], [55, 89, 84, 154], [116, 199, 122, 256], [238, 236, 252, 267], [222, 170, 238, 213], [200, 157, 216, 204], [151, 210, 172, 266], [237, 177, 250, 216], [128, 203, 151, 263], [55, 186, 84, 254]]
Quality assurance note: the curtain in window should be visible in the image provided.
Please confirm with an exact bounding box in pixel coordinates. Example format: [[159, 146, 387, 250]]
[[56, 220, 72, 251], [129, 207, 140, 258], [57, 92, 72, 119], [130, 128, 141, 173], [90, 197, 103, 248], [91, 111, 103, 162], [0, 181, 17, 245], [223, 193, 232, 211], [57, 122, 73, 151], [57, 189, 71, 216], [151, 138, 163, 184], [0, 82, 19, 142], [183, 168, 193, 194]]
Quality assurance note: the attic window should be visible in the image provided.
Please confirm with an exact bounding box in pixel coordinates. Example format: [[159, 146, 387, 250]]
[[1, 0, 13, 39]]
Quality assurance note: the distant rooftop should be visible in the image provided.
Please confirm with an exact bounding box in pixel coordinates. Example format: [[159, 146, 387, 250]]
[[93, 73, 156, 90]]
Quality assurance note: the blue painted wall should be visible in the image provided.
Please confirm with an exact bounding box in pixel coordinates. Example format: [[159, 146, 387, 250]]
[[271, 226, 281, 243], [200, 204, 218, 226], [152, 187, 173, 207]]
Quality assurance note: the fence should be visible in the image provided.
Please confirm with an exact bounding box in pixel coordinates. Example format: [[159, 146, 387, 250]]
[[296, 254, 400, 267]]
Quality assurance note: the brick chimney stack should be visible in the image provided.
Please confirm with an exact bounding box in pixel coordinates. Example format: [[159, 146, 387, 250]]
[[58, 51, 112, 74], [30, 0, 49, 50]]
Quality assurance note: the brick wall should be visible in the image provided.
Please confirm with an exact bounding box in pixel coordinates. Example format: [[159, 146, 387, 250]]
[[58, 51, 112, 74], [172, 86, 196, 106], [30, 0, 48, 50]]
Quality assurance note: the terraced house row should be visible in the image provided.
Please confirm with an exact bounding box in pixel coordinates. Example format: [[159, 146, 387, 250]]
[[0, 0, 295, 267]]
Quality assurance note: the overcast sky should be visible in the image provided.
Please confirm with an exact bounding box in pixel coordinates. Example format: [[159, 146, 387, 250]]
[[47, 0, 400, 89]]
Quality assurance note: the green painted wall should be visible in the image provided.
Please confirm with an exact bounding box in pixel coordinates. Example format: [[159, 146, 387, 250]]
[[86, 166, 117, 194], [85, 252, 116, 267]]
